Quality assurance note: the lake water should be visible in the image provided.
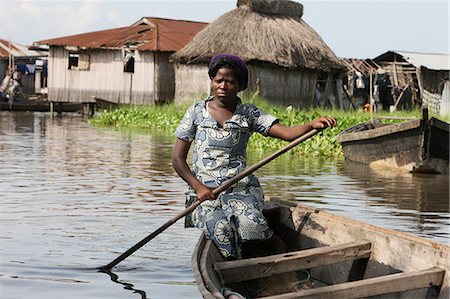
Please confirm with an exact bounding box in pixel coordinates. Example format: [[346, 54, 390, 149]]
[[1, 112, 448, 299]]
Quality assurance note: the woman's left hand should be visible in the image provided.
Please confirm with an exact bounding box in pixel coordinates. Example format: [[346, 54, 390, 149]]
[[310, 116, 336, 129]]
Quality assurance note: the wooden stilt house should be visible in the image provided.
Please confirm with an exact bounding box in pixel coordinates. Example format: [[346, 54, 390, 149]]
[[373, 50, 450, 116], [0, 39, 47, 96], [33, 18, 207, 106], [170, 0, 345, 108]]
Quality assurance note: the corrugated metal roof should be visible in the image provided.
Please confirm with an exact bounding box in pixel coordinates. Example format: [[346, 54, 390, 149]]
[[374, 50, 450, 71], [34, 17, 208, 52], [0, 39, 47, 58]]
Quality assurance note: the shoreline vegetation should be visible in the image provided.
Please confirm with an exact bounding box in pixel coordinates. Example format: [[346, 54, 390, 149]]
[[90, 93, 439, 158]]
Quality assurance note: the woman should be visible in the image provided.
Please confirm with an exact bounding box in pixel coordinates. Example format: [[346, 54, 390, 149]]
[[172, 54, 336, 260]]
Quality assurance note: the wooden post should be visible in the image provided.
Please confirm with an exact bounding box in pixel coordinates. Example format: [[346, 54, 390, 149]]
[[336, 74, 344, 110], [57, 102, 63, 116], [323, 73, 333, 108], [393, 55, 399, 86], [370, 71, 374, 118], [392, 81, 412, 111], [416, 69, 424, 104]]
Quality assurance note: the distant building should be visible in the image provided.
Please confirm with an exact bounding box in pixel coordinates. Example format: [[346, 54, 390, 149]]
[[171, 0, 345, 108], [34, 17, 208, 105], [0, 39, 47, 95], [373, 50, 450, 116]]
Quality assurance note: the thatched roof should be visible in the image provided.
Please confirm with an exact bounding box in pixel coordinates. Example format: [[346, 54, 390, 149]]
[[171, 0, 343, 71]]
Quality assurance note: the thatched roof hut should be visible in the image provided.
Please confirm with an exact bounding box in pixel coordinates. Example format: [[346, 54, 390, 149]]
[[171, 0, 345, 107]]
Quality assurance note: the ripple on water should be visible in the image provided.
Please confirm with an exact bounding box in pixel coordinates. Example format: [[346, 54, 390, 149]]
[[0, 112, 448, 299]]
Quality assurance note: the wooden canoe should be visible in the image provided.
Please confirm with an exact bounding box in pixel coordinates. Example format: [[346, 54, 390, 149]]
[[93, 97, 122, 110], [0, 100, 81, 113], [192, 197, 449, 299], [336, 113, 449, 174]]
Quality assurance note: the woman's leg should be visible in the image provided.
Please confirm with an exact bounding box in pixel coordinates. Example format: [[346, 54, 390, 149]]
[[192, 200, 239, 259]]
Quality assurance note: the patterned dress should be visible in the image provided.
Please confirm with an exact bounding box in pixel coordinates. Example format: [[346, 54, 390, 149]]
[[175, 97, 279, 259]]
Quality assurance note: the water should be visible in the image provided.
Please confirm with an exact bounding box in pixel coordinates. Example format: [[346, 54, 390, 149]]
[[1, 112, 448, 299]]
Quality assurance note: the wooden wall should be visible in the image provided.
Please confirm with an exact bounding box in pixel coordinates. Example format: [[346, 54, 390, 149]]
[[47, 47, 174, 104], [174, 64, 210, 103], [174, 63, 320, 107], [154, 52, 175, 104], [250, 66, 319, 108]]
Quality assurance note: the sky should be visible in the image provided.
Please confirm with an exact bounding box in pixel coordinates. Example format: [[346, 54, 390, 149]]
[[0, 0, 448, 59]]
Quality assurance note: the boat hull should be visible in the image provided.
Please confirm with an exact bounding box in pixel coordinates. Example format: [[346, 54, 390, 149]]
[[93, 97, 121, 110], [337, 118, 449, 174], [193, 197, 450, 298], [0, 101, 81, 113]]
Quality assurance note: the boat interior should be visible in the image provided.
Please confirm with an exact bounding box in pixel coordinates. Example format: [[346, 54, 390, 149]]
[[195, 199, 448, 299]]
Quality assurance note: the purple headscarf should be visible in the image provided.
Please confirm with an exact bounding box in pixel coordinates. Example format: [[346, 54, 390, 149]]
[[209, 54, 249, 91]]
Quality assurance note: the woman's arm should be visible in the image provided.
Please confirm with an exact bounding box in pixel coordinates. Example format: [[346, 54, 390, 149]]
[[172, 138, 215, 202], [268, 116, 336, 141]]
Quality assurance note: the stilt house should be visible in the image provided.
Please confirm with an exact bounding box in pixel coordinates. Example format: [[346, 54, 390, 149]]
[[170, 0, 345, 108], [373, 50, 450, 116], [0, 39, 47, 95], [34, 18, 208, 105]]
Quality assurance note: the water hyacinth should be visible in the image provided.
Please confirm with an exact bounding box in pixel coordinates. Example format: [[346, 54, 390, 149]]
[[90, 94, 436, 158]]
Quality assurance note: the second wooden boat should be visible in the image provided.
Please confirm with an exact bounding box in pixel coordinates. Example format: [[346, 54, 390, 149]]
[[93, 97, 122, 110], [336, 110, 449, 174], [193, 197, 449, 299]]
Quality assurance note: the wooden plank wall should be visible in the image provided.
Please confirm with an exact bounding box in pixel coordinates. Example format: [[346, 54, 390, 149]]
[[154, 52, 175, 104], [250, 66, 319, 108], [173, 63, 321, 108], [174, 64, 210, 104], [47, 47, 158, 104]]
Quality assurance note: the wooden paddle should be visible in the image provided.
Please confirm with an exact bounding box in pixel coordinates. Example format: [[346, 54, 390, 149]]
[[99, 128, 323, 270]]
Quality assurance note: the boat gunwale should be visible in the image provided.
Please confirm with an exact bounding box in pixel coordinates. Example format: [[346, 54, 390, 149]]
[[192, 234, 224, 299], [268, 197, 450, 253], [336, 118, 422, 143]]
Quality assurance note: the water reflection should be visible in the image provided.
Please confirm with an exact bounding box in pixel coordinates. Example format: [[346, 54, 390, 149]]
[[339, 161, 449, 213], [100, 269, 147, 299], [0, 111, 448, 299]]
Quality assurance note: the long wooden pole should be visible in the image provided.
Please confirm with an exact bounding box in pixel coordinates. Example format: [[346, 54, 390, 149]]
[[392, 81, 412, 111], [99, 128, 324, 270]]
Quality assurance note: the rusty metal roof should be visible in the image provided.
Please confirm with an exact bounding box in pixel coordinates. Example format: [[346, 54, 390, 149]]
[[0, 39, 47, 58], [374, 50, 450, 71], [34, 17, 208, 52]]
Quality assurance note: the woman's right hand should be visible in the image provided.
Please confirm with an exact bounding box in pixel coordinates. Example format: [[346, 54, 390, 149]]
[[194, 184, 216, 202]]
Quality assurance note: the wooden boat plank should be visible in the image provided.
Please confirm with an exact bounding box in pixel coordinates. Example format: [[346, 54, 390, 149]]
[[285, 199, 450, 296], [336, 117, 449, 174], [192, 198, 450, 299], [192, 236, 218, 299], [336, 119, 422, 143], [199, 238, 225, 299], [0, 101, 81, 112], [214, 241, 371, 284], [258, 268, 445, 299]]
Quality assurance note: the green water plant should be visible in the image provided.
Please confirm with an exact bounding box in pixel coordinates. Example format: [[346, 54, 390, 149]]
[[90, 93, 432, 158]]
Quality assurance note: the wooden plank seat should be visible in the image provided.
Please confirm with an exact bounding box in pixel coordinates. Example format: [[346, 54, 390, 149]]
[[258, 268, 445, 299], [214, 241, 372, 284]]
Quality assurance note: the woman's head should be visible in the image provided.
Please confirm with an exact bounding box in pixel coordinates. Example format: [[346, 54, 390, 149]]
[[208, 54, 248, 91]]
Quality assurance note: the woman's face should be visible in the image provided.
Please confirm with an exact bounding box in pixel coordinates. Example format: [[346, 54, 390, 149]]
[[211, 67, 240, 103]]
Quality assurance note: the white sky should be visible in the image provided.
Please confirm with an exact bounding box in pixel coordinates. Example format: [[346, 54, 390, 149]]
[[0, 0, 448, 59]]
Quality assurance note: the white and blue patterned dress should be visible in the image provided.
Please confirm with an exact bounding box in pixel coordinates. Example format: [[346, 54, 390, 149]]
[[175, 97, 279, 258]]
